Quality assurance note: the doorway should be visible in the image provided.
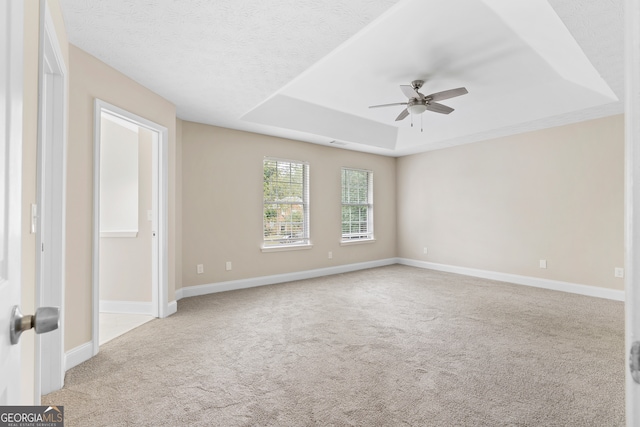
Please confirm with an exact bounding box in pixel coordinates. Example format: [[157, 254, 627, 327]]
[[92, 100, 169, 357]]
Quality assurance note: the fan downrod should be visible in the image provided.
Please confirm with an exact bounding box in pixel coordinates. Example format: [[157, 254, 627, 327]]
[[411, 80, 424, 91]]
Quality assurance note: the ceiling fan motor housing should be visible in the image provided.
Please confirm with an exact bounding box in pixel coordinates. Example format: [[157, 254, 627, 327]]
[[411, 80, 425, 91]]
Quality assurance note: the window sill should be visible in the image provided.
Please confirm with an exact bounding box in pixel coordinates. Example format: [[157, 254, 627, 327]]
[[340, 238, 376, 246], [100, 230, 138, 238], [261, 243, 313, 253]]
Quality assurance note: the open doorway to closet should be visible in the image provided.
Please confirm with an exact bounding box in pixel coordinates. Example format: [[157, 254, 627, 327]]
[[92, 100, 169, 356], [98, 112, 153, 344]]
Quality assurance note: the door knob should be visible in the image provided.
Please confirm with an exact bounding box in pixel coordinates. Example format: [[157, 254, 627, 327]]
[[9, 305, 60, 345]]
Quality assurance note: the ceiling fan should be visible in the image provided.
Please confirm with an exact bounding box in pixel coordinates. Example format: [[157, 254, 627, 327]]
[[369, 80, 468, 123]]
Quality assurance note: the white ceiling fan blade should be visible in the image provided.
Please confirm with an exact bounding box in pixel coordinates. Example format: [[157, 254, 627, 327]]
[[400, 85, 420, 99], [369, 102, 408, 109], [395, 108, 410, 121], [426, 102, 454, 114], [427, 87, 468, 102]]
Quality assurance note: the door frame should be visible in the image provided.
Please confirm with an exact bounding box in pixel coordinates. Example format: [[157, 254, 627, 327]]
[[35, 0, 67, 398], [91, 99, 169, 356]]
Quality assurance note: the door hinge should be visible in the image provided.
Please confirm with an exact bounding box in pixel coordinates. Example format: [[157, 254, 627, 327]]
[[630, 341, 640, 383]]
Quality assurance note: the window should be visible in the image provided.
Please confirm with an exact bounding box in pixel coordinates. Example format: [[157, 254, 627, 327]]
[[263, 158, 310, 247], [341, 168, 373, 241]]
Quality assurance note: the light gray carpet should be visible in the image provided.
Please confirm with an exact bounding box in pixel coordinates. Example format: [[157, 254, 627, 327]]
[[44, 265, 624, 426]]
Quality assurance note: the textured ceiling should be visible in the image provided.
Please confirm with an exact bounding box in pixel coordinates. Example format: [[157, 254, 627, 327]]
[[59, 0, 623, 156]]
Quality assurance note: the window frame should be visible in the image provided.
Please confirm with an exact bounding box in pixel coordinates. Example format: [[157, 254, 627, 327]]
[[262, 157, 311, 250], [341, 167, 374, 243]]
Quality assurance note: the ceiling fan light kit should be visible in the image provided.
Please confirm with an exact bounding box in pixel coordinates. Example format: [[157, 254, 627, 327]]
[[407, 101, 427, 115], [369, 79, 468, 131]]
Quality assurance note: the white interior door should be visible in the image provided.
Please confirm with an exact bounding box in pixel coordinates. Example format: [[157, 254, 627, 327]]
[[0, 0, 24, 405], [627, 0, 640, 425], [36, 0, 67, 396]]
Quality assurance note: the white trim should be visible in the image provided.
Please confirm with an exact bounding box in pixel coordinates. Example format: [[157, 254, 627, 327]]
[[262, 157, 311, 249], [100, 231, 138, 238], [93, 100, 170, 358], [64, 342, 93, 372], [341, 166, 373, 174], [340, 238, 376, 246], [167, 300, 177, 316], [178, 258, 397, 299], [66, 300, 175, 372], [151, 129, 159, 318], [99, 300, 153, 315], [102, 112, 139, 133], [398, 258, 625, 301], [261, 243, 313, 253], [341, 167, 374, 242], [68, 257, 622, 378], [175, 258, 624, 302], [35, 0, 67, 398], [263, 155, 310, 166], [92, 101, 100, 356]]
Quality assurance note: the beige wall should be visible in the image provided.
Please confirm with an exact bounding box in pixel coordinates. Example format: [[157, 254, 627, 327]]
[[181, 122, 397, 287], [397, 114, 625, 291], [15, 0, 625, 403], [66, 45, 177, 351], [99, 127, 153, 303]]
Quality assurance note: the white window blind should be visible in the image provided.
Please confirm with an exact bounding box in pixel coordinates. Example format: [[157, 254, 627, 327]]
[[342, 168, 373, 241], [263, 158, 310, 247]]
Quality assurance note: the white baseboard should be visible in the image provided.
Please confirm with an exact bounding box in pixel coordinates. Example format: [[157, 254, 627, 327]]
[[166, 300, 177, 316], [71, 260, 392, 371], [65, 342, 93, 371], [69, 258, 621, 373], [179, 258, 398, 299], [99, 300, 153, 315], [398, 258, 625, 301]]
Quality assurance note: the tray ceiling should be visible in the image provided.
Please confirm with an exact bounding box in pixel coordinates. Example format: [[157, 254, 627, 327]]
[[59, 0, 623, 156]]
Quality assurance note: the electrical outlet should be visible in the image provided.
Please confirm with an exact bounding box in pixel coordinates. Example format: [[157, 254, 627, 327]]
[[328, 251, 333, 259], [539, 260, 547, 269], [423, 247, 428, 255], [615, 267, 624, 278], [196, 264, 204, 274], [225, 261, 232, 271]]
